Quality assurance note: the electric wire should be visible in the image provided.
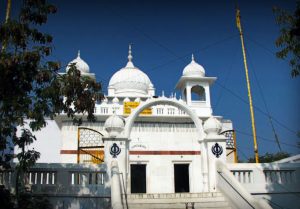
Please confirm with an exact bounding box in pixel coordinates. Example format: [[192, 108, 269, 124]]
[[79, 2, 295, 141], [42, 3, 297, 156], [48, 37, 299, 155], [244, 35, 280, 58], [104, 2, 238, 66], [7, 0, 298, 168], [106, 8, 299, 137], [234, 129, 298, 149], [215, 80, 298, 136], [53, 35, 239, 90], [214, 45, 240, 110], [49, 39, 298, 154], [241, 35, 298, 135], [236, 146, 251, 161], [245, 46, 282, 152]]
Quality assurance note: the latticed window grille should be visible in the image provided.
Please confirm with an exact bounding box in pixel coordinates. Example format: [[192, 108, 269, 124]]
[[221, 130, 235, 149]]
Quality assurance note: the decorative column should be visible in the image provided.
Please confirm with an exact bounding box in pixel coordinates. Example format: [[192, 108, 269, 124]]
[[201, 116, 227, 192], [186, 85, 192, 105], [199, 141, 209, 192], [103, 113, 129, 209]]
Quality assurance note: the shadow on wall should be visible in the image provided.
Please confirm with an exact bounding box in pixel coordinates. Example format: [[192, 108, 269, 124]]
[[222, 160, 300, 209], [258, 162, 300, 209], [1, 163, 112, 209]]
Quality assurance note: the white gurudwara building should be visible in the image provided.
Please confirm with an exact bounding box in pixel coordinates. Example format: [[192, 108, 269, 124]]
[[2, 46, 300, 209], [56, 46, 234, 194]]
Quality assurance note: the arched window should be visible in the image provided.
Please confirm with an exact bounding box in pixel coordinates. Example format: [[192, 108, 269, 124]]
[[191, 85, 205, 101]]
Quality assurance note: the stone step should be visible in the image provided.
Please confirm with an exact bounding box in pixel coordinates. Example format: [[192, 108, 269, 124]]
[[126, 202, 231, 209], [126, 196, 226, 204], [123, 192, 232, 209], [125, 192, 224, 200]]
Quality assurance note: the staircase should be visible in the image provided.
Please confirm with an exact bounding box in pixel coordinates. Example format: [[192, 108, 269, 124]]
[[123, 192, 232, 209]]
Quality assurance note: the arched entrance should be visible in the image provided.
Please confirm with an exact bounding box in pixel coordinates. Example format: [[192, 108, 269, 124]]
[[123, 98, 209, 192], [124, 98, 205, 139]]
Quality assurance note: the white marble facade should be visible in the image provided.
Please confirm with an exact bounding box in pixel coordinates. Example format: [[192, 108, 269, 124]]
[[54, 46, 233, 194]]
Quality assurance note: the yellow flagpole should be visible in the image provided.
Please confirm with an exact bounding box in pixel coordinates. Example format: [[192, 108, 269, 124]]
[[77, 128, 80, 163], [5, 0, 12, 23], [236, 8, 259, 163], [233, 131, 238, 163], [2, 0, 12, 52]]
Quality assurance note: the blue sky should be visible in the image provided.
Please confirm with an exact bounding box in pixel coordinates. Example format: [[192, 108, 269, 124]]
[[6, 0, 300, 161]]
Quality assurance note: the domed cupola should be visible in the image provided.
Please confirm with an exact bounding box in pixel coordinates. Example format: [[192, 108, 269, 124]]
[[175, 54, 216, 117], [66, 51, 90, 74], [203, 116, 222, 136], [108, 45, 155, 97], [182, 54, 205, 77], [104, 113, 125, 138]]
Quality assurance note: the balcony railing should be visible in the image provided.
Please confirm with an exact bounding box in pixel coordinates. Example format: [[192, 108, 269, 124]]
[[0, 163, 110, 197]]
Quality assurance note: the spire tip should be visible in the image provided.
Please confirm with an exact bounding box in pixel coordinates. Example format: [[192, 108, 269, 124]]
[[128, 44, 133, 62]]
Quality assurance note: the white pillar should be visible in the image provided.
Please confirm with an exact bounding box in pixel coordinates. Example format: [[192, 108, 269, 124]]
[[205, 85, 211, 107], [111, 160, 123, 209], [186, 85, 192, 105], [199, 141, 209, 192], [203, 136, 227, 192], [103, 137, 128, 208], [103, 138, 128, 181]]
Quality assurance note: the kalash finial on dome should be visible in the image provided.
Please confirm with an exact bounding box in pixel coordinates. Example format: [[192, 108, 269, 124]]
[[126, 44, 134, 68], [191, 53, 195, 62], [77, 50, 80, 58], [128, 44, 132, 61]]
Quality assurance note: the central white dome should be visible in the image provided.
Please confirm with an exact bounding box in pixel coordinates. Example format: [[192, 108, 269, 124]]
[[108, 45, 153, 97]]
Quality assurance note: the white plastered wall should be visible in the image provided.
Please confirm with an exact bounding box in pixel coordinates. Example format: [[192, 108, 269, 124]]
[[129, 130, 203, 193]]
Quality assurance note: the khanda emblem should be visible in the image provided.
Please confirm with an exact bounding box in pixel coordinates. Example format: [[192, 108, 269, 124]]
[[212, 143, 223, 158], [110, 143, 121, 158]]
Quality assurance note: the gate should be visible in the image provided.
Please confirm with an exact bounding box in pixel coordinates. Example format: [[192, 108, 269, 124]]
[[77, 127, 104, 164], [220, 130, 238, 163]]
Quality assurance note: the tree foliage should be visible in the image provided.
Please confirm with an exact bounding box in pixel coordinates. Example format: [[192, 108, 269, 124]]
[[273, 2, 300, 77], [0, 185, 51, 209], [0, 0, 103, 196], [248, 152, 290, 163]]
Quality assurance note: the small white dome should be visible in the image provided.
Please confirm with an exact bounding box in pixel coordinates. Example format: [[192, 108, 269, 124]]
[[183, 54, 205, 77], [123, 97, 130, 102], [203, 116, 222, 136], [134, 97, 141, 102], [108, 45, 153, 97], [112, 97, 119, 104], [178, 96, 184, 103], [104, 114, 125, 138], [66, 51, 90, 74], [102, 97, 108, 104]]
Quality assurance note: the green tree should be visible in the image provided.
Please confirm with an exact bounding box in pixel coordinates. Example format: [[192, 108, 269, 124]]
[[273, 2, 300, 77], [0, 0, 103, 204], [0, 185, 52, 209], [248, 152, 290, 163]]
